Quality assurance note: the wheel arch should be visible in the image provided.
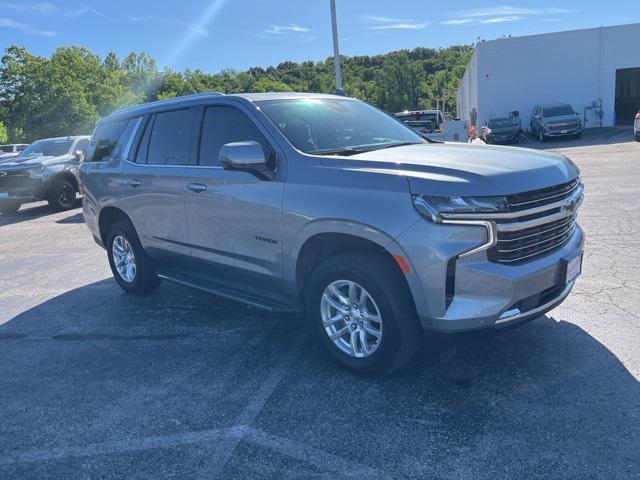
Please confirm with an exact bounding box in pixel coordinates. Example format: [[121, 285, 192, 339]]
[[288, 221, 422, 312], [98, 206, 134, 246]]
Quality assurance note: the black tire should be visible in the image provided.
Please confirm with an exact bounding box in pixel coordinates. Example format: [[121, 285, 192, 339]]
[[106, 219, 161, 294], [305, 251, 422, 376], [47, 178, 77, 211], [539, 128, 546, 143], [0, 201, 20, 215]]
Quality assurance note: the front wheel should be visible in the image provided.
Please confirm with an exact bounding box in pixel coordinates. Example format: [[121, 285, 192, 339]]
[[305, 251, 422, 376], [106, 220, 161, 294], [48, 179, 77, 211]]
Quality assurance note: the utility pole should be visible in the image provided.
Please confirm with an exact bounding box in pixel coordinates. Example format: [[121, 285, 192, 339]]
[[330, 0, 344, 95]]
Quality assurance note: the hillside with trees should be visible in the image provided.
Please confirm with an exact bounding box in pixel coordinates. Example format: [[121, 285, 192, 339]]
[[0, 44, 473, 142]]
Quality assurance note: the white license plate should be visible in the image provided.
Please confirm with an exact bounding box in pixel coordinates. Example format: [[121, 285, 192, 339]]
[[566, 255, 582, 284]]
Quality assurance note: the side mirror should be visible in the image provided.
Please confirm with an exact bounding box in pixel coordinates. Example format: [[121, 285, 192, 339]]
[[74, 150, 84, 162], [219, 141, 273, 180]]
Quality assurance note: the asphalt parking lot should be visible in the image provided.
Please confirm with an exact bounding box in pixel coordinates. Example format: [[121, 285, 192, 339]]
[[1, 134, 639, 479]]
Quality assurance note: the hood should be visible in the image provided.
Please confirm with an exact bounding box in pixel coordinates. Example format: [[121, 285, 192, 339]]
[[0, 154, 59, 169], [320, 143, 579, 196], [543, 114, 580, 124]]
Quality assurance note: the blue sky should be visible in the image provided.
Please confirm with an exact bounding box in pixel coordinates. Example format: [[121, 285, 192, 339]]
[[0, 1, 637, 72]]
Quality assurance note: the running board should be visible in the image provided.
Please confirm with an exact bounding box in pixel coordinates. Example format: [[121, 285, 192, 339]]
[[156, 272, 300, 313]]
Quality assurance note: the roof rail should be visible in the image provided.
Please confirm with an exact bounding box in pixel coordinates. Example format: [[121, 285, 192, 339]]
[[105, 91, 225, 118]]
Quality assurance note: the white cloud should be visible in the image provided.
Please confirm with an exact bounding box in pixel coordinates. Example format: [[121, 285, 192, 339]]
[[363, 15, 429, 31], [0, 16, 55, 35], [0, 2, 56, 14], [442, 5, 573, 26], [460, 6, 573, 18], [263, 23, 310, 35]]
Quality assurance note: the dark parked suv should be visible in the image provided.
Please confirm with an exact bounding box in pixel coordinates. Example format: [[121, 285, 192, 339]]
[[81, 93, 584, 375], [0, 136, 89, 214]]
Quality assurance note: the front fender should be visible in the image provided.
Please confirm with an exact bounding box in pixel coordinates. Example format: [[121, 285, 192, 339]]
[[282, 218, 428, 315]]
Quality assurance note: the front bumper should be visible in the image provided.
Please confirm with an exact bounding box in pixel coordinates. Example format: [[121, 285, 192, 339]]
[[396, 218, 584, 333], [544, 126, 581, 137]]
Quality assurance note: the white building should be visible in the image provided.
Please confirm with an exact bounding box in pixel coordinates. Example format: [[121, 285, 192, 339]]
[[456, 23, 640, 130]]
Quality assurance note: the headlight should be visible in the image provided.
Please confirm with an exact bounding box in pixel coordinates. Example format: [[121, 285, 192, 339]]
[[29, 164, 45, 177], [412, 194, 508, 222]]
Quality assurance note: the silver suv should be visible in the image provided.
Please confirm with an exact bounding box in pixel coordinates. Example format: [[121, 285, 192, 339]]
[[530, 103, 582, 142], [81, 93, 584, 375]]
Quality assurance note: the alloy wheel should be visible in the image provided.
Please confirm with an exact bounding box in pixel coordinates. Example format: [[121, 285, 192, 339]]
[[112, 235, 137, 283], [320, 280, 383, 358]]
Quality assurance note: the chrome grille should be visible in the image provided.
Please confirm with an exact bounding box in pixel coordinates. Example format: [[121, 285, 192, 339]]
[[493, 215, 577, 264], [491, 180, 582, 264], [0, 169, 30, 190], [506, 180, 578, 211]]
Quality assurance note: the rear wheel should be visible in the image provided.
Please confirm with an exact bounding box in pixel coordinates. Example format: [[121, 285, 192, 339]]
[[47, 179, 77, 211], [106, 220, 161, 294], [305, 251, 422, 376], [0, 201, 20, 215]]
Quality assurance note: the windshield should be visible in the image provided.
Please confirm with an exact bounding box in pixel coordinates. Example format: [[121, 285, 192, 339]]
[[488, 119, 513, 128], [19, 139, 73, 157], [256, 98, 424, 155], [543, 105, 575, 117]]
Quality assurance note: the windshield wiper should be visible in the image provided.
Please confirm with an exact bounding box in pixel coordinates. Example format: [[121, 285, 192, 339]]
[[380, 141, 421, 150], [311, 147, 373, 156]]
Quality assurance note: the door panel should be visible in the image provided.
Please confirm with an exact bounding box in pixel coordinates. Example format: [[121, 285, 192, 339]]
[[184, 167, 284, 291], [121, 109, 196, 266], [183, 104, 284, 294]]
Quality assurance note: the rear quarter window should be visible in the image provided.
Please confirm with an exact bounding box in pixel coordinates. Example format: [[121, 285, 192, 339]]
[[86, 118, 139, 162]]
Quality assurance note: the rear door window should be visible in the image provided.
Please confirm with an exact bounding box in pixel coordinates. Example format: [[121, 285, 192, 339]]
[[146, 109, 195, 166]]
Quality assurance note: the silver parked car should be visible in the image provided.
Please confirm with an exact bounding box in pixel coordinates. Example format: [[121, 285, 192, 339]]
[[530, 102, 582, 142], [0, 136, 90, 214], [81, 93, 584, 375], [481, 117, 520, 144]]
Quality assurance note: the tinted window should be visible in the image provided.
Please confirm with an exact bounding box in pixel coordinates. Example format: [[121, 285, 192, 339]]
[[147, 109, 194, 166], [256, 98, 423, 155], [199, 106, 272, 167], [19, 139, 73, 158], [86, 119, 134, 162], [75, 139, 89, 154], [133, 117, 153, 164], [543, 105, 575, 117]]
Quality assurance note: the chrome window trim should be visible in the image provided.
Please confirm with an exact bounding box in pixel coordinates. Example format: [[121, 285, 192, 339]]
[[440, 182, 583, 221], [122, 117, 143, 161], [442, 219, 497, 258]]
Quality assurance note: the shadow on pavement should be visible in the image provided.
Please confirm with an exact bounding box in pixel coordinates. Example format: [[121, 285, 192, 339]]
[[0, 201, 82, 227], [518, 127, 636, 150], [0, 279, 638, 478]]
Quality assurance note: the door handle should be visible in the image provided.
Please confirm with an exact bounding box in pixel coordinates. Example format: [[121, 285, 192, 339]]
[[186, 183, 207, 193], [123, 179, 142, 188]]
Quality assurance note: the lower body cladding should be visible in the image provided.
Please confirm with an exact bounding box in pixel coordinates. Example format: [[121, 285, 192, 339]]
[[395, 220, 584, 333]]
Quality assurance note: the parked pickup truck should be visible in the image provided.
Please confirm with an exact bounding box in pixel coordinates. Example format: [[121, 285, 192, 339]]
[[0, 136, 90, 214], [81, 93, 584, 375]]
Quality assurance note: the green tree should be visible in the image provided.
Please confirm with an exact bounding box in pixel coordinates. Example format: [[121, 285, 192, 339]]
[[0, 121, 8, 143]]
